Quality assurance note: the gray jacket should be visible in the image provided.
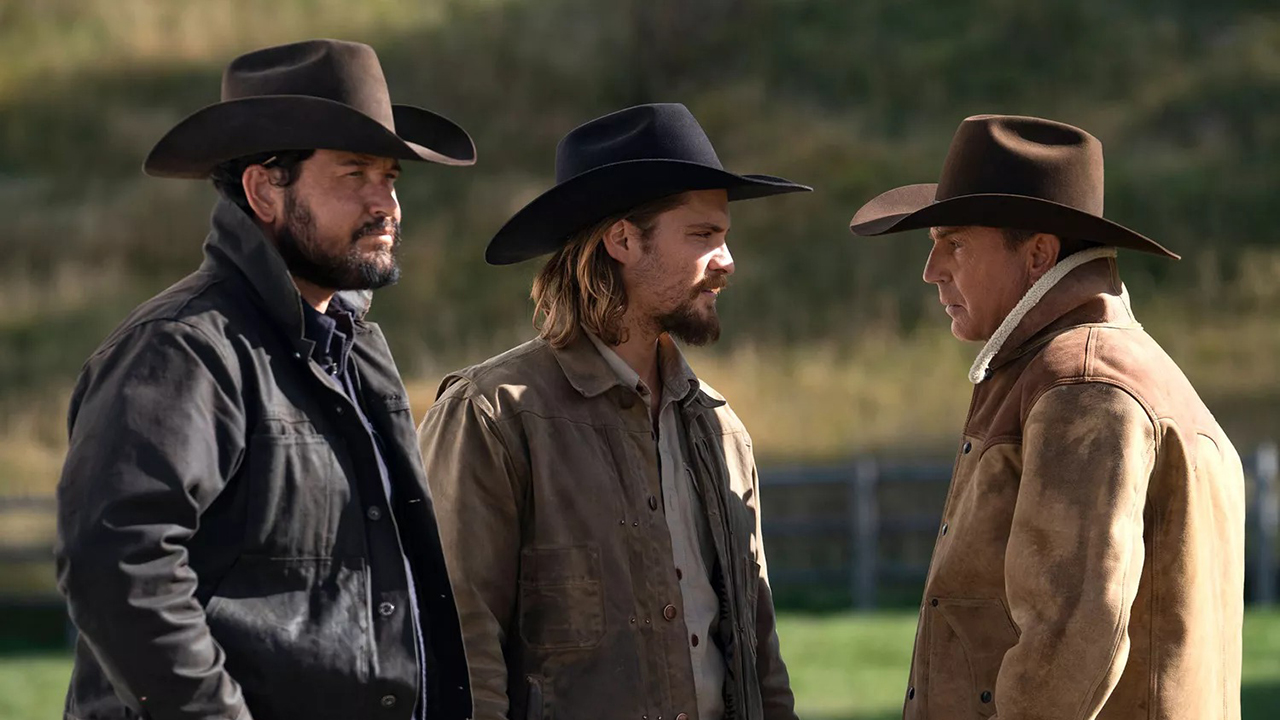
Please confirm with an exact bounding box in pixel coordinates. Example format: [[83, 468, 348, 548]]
[[55, 200, 471, 720]]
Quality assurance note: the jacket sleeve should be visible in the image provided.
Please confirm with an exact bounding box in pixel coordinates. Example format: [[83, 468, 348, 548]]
[[752, 464, 800, 720], [994, 382, 1155, 719], [418, 380, 525, 720], [55, 319, 252, 720]]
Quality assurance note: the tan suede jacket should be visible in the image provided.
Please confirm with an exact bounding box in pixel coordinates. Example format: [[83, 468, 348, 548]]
[[904, 257, 1246, 720], [418, 334, 796, 720]]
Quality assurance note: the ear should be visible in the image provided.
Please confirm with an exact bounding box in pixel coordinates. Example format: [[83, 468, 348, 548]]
[[242, 164, 286, 225], [602, 218, 645, 266], [1025, 232, 1061, 282]]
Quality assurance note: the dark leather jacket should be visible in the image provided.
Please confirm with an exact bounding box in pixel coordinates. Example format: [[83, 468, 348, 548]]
[[55, 200, 472, 720]]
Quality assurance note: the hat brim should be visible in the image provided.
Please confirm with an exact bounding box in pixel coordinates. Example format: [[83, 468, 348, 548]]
[[485, 159, 811, 265], [848, 183, 1179, 259], [143, 95, 476, 178]]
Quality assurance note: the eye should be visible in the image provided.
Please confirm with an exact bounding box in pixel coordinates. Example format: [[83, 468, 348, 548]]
[[692, 231, 713, 239]]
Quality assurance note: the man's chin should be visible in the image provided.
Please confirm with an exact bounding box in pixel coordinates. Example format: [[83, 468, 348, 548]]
[[950, 321, 990, 343]]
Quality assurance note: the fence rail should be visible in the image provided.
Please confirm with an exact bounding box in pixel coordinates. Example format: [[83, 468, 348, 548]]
[[2, 443, 1278, 609], [759, 442, 1280, 609]]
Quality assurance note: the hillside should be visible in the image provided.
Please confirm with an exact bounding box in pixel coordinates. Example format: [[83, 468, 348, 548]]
[[2, 0, 1279, 488]]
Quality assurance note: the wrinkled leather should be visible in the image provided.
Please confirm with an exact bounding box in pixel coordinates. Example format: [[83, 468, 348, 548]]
[[903, 257, 1245, 720], [418, 334, 797, 720]]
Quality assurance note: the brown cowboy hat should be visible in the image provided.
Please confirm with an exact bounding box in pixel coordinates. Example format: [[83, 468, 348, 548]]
[[848, 114, 1179, 259], [144, 39, 476, 178]]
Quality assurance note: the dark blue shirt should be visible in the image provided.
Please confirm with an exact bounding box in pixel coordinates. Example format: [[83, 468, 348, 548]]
[[302, 299, 429, 719]]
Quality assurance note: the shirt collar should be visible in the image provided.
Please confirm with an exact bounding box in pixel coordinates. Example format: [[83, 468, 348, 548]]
[[585, 330, 702, 407], [301, 298, 356, 375]]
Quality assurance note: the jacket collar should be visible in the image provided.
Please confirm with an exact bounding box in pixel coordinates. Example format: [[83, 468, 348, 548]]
[[550, 331, 725, 409], [200, 199, 373, 345], [986, 255, 1139, 375]]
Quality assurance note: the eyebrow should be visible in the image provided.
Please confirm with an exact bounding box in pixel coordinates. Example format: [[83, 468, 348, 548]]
[[337, 157, 402, 172], [687, 222, 729, 233], [930, 226, 960, 241]]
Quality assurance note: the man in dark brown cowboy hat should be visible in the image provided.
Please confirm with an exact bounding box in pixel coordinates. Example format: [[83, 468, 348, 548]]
[[418, 103, 809, 720], [55, 39, 475, 720], [850, 114, 1245, 719]]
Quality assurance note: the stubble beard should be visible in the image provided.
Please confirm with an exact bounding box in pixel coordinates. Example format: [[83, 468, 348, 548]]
[[653, 276, 727, 347], [273, 190, 402, 292]]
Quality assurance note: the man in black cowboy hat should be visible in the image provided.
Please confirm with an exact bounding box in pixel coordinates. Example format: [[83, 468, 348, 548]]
[[850, 114, 1244, 719], [55, 39, 476, 720], [417, 103, 809, 720]]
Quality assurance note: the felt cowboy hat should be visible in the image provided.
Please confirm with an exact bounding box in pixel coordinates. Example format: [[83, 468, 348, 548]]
[[848, 114, 1179, 259], [143, 39, 475, 178], [484, 103, 811, 265]]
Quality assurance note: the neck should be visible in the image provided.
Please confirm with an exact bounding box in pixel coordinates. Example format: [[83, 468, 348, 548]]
[[292, 276, 335, 314], [612, 314, 662, 399]]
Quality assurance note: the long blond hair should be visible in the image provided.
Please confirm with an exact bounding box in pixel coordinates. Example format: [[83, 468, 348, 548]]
[[531, 193, 687, 348]]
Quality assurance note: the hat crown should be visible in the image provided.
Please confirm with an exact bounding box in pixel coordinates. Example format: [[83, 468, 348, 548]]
[[554, 103, 724, 182], [221, 39, 395, 129], [937, 115, 1104, 215]]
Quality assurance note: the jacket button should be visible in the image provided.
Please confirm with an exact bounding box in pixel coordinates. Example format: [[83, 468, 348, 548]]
[[676, 568, 683, 581], [380, 694, 396, 708], [907, 686, 915, 700], [620, 395, 636, 410], [691, 634, 699, 647], [378, 602, 395, 617], [367, 506, 382, 521], [930, 598, 939, 607], [649, 496, 659, 511], [941, 522, 948, 536], [962, 441, 972, 454], [676, 714, 689, 720], [981, 690, 993, 703], [663, 604, 678, 621], [335, 405, 344, 415]]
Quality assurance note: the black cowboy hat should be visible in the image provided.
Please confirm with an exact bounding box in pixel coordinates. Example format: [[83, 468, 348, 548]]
[[849, 114, 1179, 259], [485, 103, 811, 265], [144, 39, 475, 178]]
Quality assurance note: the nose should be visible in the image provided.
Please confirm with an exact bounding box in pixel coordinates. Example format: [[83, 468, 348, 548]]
[[708, 241, 735, 276], [922, 242, 947, 285], [366, 180, 400, 221]]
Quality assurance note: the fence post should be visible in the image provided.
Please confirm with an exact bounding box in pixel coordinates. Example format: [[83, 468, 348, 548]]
[[850, 459, 879, 610], [1255, 442, 1279, 607]]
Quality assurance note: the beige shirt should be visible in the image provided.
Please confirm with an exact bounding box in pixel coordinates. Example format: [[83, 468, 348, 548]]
[[587, 332, 726, 720]]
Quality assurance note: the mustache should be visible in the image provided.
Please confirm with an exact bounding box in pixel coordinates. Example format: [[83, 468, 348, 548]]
[[695, 275, 729, 294], [352, 218, 401, 243]]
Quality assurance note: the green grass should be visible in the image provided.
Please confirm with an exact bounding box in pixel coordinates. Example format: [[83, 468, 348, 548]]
[[4, 610, 1279, 720]]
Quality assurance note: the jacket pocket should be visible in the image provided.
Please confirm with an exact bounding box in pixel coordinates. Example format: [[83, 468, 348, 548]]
[[204, 555, 372, 718], [518, 544, 605, 650], [928, 597, 1019, 718], [243, 429, 345, 555]]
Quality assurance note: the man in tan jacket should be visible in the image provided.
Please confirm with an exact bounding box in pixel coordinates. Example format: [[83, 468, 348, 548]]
[[418, 104, 810, 720], [849, 114, 1246, 719]]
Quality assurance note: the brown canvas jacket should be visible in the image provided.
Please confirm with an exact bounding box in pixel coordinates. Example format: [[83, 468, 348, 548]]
[[418, 334, 796, 720], [904, 257, 1246, 720]]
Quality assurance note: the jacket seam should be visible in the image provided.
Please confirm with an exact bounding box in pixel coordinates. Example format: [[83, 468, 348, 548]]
[[429, 392, 524, 476], [89, 316, 239, 378], [1072, 416, 1154, 719]]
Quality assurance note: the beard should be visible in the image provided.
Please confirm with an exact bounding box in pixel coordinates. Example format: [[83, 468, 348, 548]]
[[654, 275, 727, 346], [273, 191, 402, 291]]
